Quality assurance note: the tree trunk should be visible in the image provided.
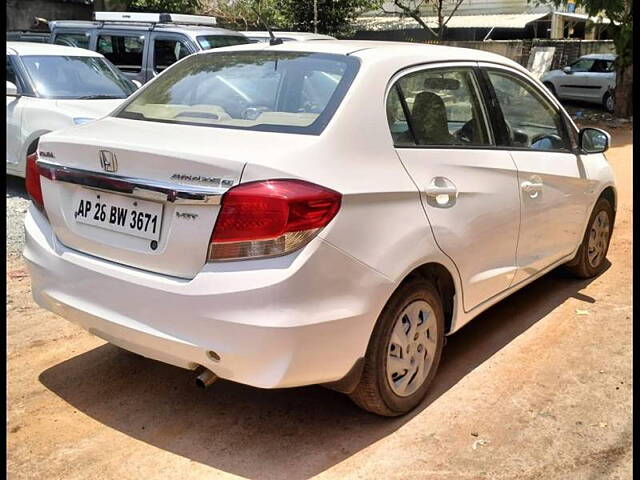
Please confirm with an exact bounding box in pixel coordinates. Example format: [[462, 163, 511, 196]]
[[614, 62, 633, 118]]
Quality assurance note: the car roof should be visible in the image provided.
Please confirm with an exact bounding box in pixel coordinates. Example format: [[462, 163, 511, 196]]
[[241, 31, 335, 40], [6, 41, 103, 57], [200, 40, 524, 69], [580, 53, 617, 60], [48, 20, 245, 37]]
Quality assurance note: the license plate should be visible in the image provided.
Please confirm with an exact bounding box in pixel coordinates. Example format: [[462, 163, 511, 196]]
[[73, 189, 163, 241]]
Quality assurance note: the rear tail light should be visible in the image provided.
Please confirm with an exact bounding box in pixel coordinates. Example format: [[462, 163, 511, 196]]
[[25, 151, 45, 212], [208, 179, 341, 261]]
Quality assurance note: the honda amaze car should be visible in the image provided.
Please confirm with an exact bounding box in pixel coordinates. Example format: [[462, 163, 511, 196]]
[[24, 41, 616, 416], [7, 42, 136, 177], [541, 53, 617, 112]]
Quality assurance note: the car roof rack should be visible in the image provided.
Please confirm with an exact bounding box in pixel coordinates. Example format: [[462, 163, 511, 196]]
[[93, 11, 217, 27]]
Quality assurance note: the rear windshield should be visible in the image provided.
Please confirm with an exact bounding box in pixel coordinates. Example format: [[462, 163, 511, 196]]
[[196, 35, 250, 50], [117, 51, 359, 134]]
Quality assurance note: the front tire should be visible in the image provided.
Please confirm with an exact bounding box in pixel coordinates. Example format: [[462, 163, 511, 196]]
[[565, 198, 614, 278], [603, 92, 615, 113], [349, 279, 445, 416]]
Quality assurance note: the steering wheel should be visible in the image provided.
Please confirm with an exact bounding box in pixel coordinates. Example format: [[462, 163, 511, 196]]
[[241, 105, 272, 120], [454, 120, 475, 144], [530, 133, 564, 150]]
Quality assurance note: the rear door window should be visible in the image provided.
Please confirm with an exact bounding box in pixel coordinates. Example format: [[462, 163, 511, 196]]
[[591, 59, 614, 73], [153, 37, 192, 72], [390, 68, 491, 147], [97, 34, 146, 73]]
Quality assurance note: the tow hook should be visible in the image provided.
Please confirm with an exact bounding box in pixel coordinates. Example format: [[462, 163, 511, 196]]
[[195, 367, 218, 389]]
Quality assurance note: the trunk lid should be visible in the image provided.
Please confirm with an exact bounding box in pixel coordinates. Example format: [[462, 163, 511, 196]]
[[37, 117, 248, 278]]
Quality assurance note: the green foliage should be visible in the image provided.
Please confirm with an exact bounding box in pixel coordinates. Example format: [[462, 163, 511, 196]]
[[201, 0, 379, 35], [279, 0, 380, 36], [127, 0, 200, 14], [200, 0, 288, 30]]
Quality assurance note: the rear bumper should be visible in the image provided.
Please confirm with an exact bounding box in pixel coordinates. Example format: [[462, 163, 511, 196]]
[[24, 206, 392, 389]]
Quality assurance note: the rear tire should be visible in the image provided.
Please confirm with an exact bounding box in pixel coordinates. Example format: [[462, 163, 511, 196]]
[[564, 198, 614, 278], [349, 278, 445, 416]]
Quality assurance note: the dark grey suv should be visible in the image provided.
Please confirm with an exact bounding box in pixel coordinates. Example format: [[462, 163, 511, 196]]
[[49, 12, 249, 85]]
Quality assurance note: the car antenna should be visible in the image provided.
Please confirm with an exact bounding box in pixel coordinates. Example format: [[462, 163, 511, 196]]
[[251, 4, 283, 45]]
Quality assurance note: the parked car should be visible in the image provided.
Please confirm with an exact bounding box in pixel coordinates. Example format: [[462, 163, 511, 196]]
[[24, 41, 616, 416], [6, 42, 136, 178], [49, 11, 249, 85], [241, 31, 335, 43], [7, 30, 51, 43], [541, 53, 617, 112]]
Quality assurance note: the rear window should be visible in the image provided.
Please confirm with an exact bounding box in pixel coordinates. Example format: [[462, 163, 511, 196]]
[[196, 35, 250, 50], [117, 51, 359, 135]]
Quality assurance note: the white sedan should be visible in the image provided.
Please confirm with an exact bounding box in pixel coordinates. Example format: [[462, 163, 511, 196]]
[[6, 42, 137, 177], [24, 41, 616, 416], [541, 53, 617, 112], [241, 31, 335, 42]]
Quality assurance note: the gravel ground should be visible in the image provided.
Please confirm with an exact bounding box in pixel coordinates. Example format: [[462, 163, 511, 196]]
[[6, 175, 29, 257]]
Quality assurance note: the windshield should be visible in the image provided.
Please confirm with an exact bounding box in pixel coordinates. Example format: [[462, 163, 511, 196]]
[[21, 55, 136, 99], [117, 51, 359, 134], [196, 35, 250, 50]]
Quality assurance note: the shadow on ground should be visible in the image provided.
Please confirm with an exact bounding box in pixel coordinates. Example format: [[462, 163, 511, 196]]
[[39, 264, 607, 480], [6, 175, 28, 200]]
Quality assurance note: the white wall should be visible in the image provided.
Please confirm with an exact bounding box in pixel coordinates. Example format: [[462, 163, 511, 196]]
[[377, 0, 562, 16]]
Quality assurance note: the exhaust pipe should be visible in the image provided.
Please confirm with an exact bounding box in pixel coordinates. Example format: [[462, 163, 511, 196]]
[[195, 368, 218, 389]]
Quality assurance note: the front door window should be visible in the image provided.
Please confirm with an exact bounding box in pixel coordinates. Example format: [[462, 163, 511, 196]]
[[487, 70, 571, 151]]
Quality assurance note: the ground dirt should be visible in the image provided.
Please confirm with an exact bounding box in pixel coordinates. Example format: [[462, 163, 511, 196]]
[[7, 125, 632, 480]]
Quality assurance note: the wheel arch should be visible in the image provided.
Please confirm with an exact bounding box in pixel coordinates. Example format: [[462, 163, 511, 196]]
[[599, 185, 616, 212], [598, 185, 617, 224], [19, 130, 51, 176], [398, 262, 457, 335]]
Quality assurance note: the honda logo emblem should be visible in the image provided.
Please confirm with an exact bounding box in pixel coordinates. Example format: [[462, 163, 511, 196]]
[[99, 150, 118, 172]]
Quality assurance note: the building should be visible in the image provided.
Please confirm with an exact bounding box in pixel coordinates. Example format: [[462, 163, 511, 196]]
[[353, 0, 612, 41], [5, 1, 130, 32]]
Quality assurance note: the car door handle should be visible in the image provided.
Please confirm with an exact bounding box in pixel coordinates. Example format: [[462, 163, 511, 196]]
[[521, 181, 543, 193], [425, 185, 457, 197]]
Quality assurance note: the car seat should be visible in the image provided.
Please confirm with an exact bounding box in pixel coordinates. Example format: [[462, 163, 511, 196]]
[[410, 91, 455, 145]]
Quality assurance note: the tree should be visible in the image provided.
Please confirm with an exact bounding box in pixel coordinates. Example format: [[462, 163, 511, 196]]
[[127, 0, 200, 13], [532, 0, 633, 118], [380, 0, 466, 40], [200, 0, 380, 35], [279, 0, 381, 36], [199, 0, 287, 30]]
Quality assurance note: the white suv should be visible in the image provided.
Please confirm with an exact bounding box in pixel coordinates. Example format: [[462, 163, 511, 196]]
[[24, 41, 616, 416]]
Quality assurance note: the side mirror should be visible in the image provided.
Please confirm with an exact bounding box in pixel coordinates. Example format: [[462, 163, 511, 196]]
[[579, 127, 610, 154], [6, 81, 19, 96], [563, 66, 572, 74]]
